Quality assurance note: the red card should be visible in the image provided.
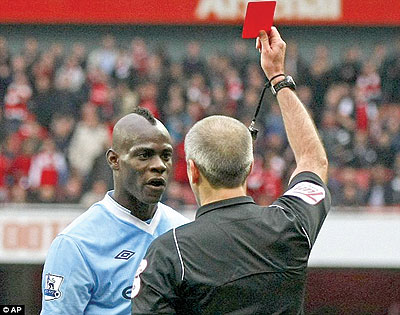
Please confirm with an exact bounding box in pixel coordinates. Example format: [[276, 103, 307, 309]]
[[242, 1, 276, 39]]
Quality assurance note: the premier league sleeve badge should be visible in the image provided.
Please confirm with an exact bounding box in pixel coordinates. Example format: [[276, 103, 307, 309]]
[[44, 273, 64, 301]]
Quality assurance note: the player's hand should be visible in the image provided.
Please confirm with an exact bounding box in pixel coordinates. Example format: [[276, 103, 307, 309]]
[[256, 27, 286, 82]]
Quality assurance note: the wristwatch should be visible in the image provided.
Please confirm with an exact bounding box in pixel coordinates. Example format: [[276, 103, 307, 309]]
[[270, 75, 296, 96]]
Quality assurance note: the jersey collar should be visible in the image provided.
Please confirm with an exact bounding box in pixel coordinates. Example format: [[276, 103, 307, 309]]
[[195, 196, 255, 219], [101, 190, 162, 235]]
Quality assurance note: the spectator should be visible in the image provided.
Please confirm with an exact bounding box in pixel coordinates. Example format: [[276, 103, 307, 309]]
[[130, 37, 149, 78], [87, 68, 113, 120], [22, 37, 40, 75], [285, 40, 311, 86], [0, 31, 399, 210], [9, 138, 36, 187], [162, 180, 187, 209], [9, 183, 28, 203], [335, 167, 367, 206], [230, 40, 249, 78], [3, 72, 32, 132], [245, 62, 264, 90], [0, 36, 11, 65], [30, 185, 57, 203], [319, 110, 343, 165], [380, 39, 400, 103], [224, 66, 243, 104], [113, 82, 138, 117], [186, 73, 211, 109], [209, 84, 234, 117], [356, 61, 382, 105], [0, 63, 12, 103], [83, 140, 113, 193], [373, 132, 395, 168], [333, 46, 362, 85], [309, 45, 333, 127], [50, 113, 75, 155], [71, 42, 87, 70], [53, 70, 82, 118], [236, 86, 262, 126], [0, 147, 11, 202], [338, 182, 365, 207], [58, 173, 83, 203], [28, 138, 68, 190], [32, 52, 56, 82], [264, 101, 286, 138], [80, 179, 108, 208], [31, 76, 55, 128], [183, 40, 206, 78], [137, 81, 160, 118], [385, 109, 400, 155], [49, 42, 65, 70], [147, 53, 165, 83], [88, 34, 118, 75], [165, 85, 191, 144], [55, 56, 85, 93], [112, 49, 135, 86], [365, 164, 393, 206], [370, 43, 387, 71], [0, 107, 7, 145], [165, 62, 186, 88], [351, 130, 378, 168], [68, 103, 109, 177], [389, 153, 400, 205]]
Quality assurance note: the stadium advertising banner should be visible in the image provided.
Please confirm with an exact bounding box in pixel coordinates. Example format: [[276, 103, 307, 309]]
[[0, 0, 399, 25], [1, 208, 400, 266], [0, 208, 82, 264]]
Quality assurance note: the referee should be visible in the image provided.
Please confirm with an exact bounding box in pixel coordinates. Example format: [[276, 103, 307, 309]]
[[132, 27, 331, 314]]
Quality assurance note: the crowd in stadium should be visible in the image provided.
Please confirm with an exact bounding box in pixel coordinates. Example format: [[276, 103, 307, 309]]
[[0, 34, 399, 209]]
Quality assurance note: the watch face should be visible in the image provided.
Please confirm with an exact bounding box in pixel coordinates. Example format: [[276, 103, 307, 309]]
[[287, 76, 295, 85]]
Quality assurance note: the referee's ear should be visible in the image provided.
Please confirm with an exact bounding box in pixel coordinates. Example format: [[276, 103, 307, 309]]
[[244, 160, 254, 188], [187, 159, 200, 185]]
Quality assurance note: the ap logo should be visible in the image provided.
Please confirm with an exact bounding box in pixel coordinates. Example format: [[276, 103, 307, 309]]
[[44, 273, 64, 301]]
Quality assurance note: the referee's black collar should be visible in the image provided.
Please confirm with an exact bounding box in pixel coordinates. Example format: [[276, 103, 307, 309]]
[[195, 196, 255, 219]]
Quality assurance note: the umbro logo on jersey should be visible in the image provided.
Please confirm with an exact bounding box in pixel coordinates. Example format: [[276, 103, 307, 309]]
[[115, 250, 135, 260]]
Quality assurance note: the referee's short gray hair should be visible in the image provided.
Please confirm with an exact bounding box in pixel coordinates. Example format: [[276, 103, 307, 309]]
[[184, 115, 253, 188]]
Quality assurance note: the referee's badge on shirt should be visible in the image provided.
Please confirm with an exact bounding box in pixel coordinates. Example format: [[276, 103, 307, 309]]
[[44, 273, 64, 301], [284, 182, 325, 205]]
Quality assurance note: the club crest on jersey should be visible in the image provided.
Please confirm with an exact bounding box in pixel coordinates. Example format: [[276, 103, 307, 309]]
[[284, 181, 325, 205], [44, 273, 64, 301]]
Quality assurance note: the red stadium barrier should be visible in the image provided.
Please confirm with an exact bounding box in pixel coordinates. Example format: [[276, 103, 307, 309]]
[[0, 0, 399, 25]]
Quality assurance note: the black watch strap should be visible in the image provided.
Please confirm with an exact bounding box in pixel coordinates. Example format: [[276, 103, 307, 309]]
[[270, 75, 296, 96]]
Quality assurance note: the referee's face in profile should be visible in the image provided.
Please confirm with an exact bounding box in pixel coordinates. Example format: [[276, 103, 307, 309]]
[[117, 120, 173, 205]]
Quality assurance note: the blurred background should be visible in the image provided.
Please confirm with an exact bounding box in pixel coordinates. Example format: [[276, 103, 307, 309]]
[[0, 0, 400, 313]]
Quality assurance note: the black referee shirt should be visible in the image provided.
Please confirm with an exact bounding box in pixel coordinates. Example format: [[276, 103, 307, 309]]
[[132, 172, 331, 314]]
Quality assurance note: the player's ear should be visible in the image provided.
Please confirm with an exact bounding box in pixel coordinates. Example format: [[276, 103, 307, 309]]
[[187, 159, 200, 184], [106, 149, 120, 170]]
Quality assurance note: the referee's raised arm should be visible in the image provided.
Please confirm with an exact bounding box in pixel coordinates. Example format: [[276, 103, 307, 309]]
[[257, 27, 328, 184]]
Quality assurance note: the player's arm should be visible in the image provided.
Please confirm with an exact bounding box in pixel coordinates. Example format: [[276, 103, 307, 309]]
[[257, 27, 328, 184], [41, 236, 93, 314]]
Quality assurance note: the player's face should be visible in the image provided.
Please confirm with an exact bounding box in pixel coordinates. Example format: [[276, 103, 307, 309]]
[[118, 124, 173, 205]]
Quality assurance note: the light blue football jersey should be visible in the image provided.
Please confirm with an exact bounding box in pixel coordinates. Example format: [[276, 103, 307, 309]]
[[41, 191, 189, 315]]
